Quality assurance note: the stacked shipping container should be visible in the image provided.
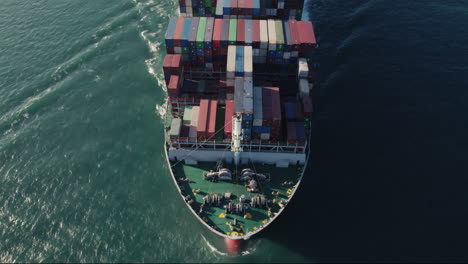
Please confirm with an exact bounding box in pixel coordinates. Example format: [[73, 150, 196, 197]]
[[166, 0, 314, 144], [180, 0, 218, 17], [165, 18, 317, 71]]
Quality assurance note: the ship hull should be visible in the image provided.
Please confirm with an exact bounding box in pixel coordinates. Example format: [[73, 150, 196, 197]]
[[163, 124, 312, 241]]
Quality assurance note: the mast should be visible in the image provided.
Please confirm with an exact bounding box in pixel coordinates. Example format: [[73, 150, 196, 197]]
[[231, 113, 243, 166]]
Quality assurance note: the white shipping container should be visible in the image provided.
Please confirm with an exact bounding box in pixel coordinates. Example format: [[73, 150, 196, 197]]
[[185, 0, 192, 6], [170, 118, 182, 137], [227, 45, 236, 78], [174, 47, 182, 53], [259, 20, 268, 50], [298, 58, 309, 78], [215, 0, 223, 16], [189, 106, 199, 139], [299, 78, 310, 97], [226, 93, 234, 100], [267, 20, 277, 51], [244, 46, 253, 77]]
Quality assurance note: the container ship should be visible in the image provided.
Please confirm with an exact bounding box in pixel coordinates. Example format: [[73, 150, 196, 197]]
[[162, 0, 317, 252]]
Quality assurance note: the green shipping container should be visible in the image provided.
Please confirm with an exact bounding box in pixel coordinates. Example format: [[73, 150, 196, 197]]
[[275, 20, 284, 51], [196, 17, 207, 49], [229, 19, 237, 45], [204, 0, 211, 7]]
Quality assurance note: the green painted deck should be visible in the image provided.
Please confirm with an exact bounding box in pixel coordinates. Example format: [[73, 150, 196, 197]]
[[172, 162, 303, 236]]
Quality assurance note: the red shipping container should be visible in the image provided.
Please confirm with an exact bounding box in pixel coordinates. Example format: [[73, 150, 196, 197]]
[[252, 19, 260, 49], [163, 54, 173, 74], [237, 0, 246, 15], [173, 17, 185, 47], [298, 21, 317, 48], [237, 19, 245, 45], [224, 100, 234, 138], [213, 19, 222, 48], [207, 100, 218, 138], [168, 75, 180, 96], [288, 19, 301, 51], [266, 87, 281, 121], [171, 54, 182, 74], [231, 0, 239, 15], [197, 99, 210, 139]]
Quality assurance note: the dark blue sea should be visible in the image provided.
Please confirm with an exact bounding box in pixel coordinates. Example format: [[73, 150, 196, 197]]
[[1, 0, 467, 262]]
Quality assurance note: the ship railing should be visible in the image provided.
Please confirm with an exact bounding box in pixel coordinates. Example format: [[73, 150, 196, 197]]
[[168, 137, 307, 154]]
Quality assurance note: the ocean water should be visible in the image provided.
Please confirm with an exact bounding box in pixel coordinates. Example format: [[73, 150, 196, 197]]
[[1, 0, 467, 262]]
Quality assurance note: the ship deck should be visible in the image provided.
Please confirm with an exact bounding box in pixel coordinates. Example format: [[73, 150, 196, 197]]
[[172, 161, 303, 236]]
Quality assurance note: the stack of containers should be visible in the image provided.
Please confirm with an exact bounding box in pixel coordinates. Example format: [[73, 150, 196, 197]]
[[165, 18, 177, 54], [181, 106, 193, 138], [298, 58, 310, 97], [266, 20, 286, 67], [207, 100, 218, 138], [287, 122, 305, 142], [188, 17, 200, 67], [224, 100, 234, 139], [298, 21, 318, 61], [204, 17, 215, 69], [163, 54, 183, 97], [228, 19, 237, 45], [227, 46, 252, 100], [196, 17, 207, 67], [212, 0, 301, 20], [286, 19, 300, 66], [165, 17, 317, 76], [170, 117, 182, 138], [212, 19, 230, 70], [262, 87, 281, 141], [244, 19, 253, 46], [189, 106, 200, 141], [252, 20, 268, 64], [233, 77, 253, 141], [267, 19, 276, 65], [195, 99, 218, 140], [197, 99, 210, 139], [241, 77, 253, 141], [163, 54, 183, 84], [252, 86, 272, 140], [180, 0, 218, 17], [180, 17, 192, 63], [237, 19, 245, 45]]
